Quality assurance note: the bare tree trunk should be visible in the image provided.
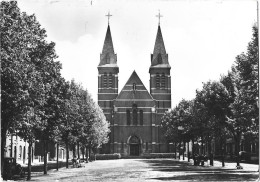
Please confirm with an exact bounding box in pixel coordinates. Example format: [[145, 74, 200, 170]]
[[235, 135, 241, 167], [192, 139, 195, 165], [183, 142, 185, 160], [27, 141, 32, 180], [89, 147, 91, 161], [23, 145, 26, 164], [201, 139, 204, 155], [10, 135, 13, 157], [86, 146, 89, 162], [56, 143, 59, 171], [82, 147, 85, 161], [77, 142, 80, 159], [1, 132, 7, 178], [66, 140, 69, 168], [43, 140, 48, 174], [179, 141, 181, 160], [174, 142, 177, 159], [187, 141, 190, 162], [72, 144, 76, 158], [221, 138, 225, 167], [208, 139, 213, 166]]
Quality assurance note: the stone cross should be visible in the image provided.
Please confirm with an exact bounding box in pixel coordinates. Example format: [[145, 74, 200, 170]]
[[106, 11, 112, 25], [156, 10, 163, 25]]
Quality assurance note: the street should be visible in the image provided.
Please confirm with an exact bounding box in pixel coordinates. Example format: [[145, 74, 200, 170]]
[[18, 159, 259, 181]]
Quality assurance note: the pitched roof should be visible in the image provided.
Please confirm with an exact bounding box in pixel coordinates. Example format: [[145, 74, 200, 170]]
[[99, 25, 117, 67], [116, 71, 154, 101], [151, 25, 170, 67]]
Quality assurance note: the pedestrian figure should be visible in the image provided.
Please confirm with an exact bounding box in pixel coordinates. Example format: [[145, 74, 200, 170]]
[[72, 156, 77, 168]]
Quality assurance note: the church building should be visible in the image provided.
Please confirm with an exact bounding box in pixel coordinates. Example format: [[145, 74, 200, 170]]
[[98, 20, 171, 156]]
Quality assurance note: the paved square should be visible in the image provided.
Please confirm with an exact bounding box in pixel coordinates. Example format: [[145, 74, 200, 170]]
[[26, 159, 259, 181]]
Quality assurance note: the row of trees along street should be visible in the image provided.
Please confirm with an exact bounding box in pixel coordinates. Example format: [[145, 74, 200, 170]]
[[1, 1, 110, 180], [161, 25, 258, 168]]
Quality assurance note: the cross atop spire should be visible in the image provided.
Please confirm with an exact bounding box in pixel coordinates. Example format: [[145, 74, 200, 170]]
[[156, 10, 163, 25], [105, 11, 112, 25]]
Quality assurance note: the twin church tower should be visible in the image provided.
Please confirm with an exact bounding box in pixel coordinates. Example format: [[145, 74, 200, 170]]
[[97, 14, 172, 156]]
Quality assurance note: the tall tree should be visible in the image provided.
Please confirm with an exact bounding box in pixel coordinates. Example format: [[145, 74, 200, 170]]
[[161, 108, 180, 152], [161, 100, 194, 159], [58, 81, 72, 168], [224, 26, 258, 167], [1, 1, 62, 178], [195, 81, 231, 166], [88, 102, 110, 153]]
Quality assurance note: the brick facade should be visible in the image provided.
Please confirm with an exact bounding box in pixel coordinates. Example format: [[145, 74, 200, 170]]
[[98, 24, 171, 156]]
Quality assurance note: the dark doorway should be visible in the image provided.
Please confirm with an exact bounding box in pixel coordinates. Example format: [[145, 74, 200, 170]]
[[129, 136, 140, 156], [130, 144, 139, 156]]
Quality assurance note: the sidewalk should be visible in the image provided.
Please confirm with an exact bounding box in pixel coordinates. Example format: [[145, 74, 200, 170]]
[[6, 158, 259, 181], [20, 158, 260, 182], [179, 157, 259, 172]]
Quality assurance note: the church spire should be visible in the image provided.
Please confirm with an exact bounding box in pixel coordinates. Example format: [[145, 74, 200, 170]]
[[99, 23, 117, 66], [153, 25, 166, 55], [102, 24, 114, 55], [151, 25, 169, 66]]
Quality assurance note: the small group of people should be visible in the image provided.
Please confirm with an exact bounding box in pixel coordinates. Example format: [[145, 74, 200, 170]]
[[72, 157, 81, 168], [193, 153, 208, 166], [72, 156, 90, 168]]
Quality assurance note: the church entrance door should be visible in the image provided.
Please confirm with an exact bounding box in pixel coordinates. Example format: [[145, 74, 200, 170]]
[[130, 144, 139, 156], [129, 136, 140, 156]]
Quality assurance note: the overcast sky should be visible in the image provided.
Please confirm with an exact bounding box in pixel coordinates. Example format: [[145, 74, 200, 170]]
[[18, 0, 257, 107]]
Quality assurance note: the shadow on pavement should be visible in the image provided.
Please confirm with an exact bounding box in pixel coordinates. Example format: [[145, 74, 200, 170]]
[[141, 159, 258, 181]]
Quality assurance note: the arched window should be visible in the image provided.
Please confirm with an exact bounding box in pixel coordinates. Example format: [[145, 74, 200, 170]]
[[109, 73, 113, 88], [161, 73, 165, 89], [133, 83, 136, 91], [156, 73, 160, 89], [140, 110, 143, 125], [104, 73, 107, 88], [132, 104, 138, 125], [126, 110, 131, 125]]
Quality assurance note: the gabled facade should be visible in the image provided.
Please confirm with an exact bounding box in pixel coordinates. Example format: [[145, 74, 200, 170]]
[[98, 24, 172, 156]]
